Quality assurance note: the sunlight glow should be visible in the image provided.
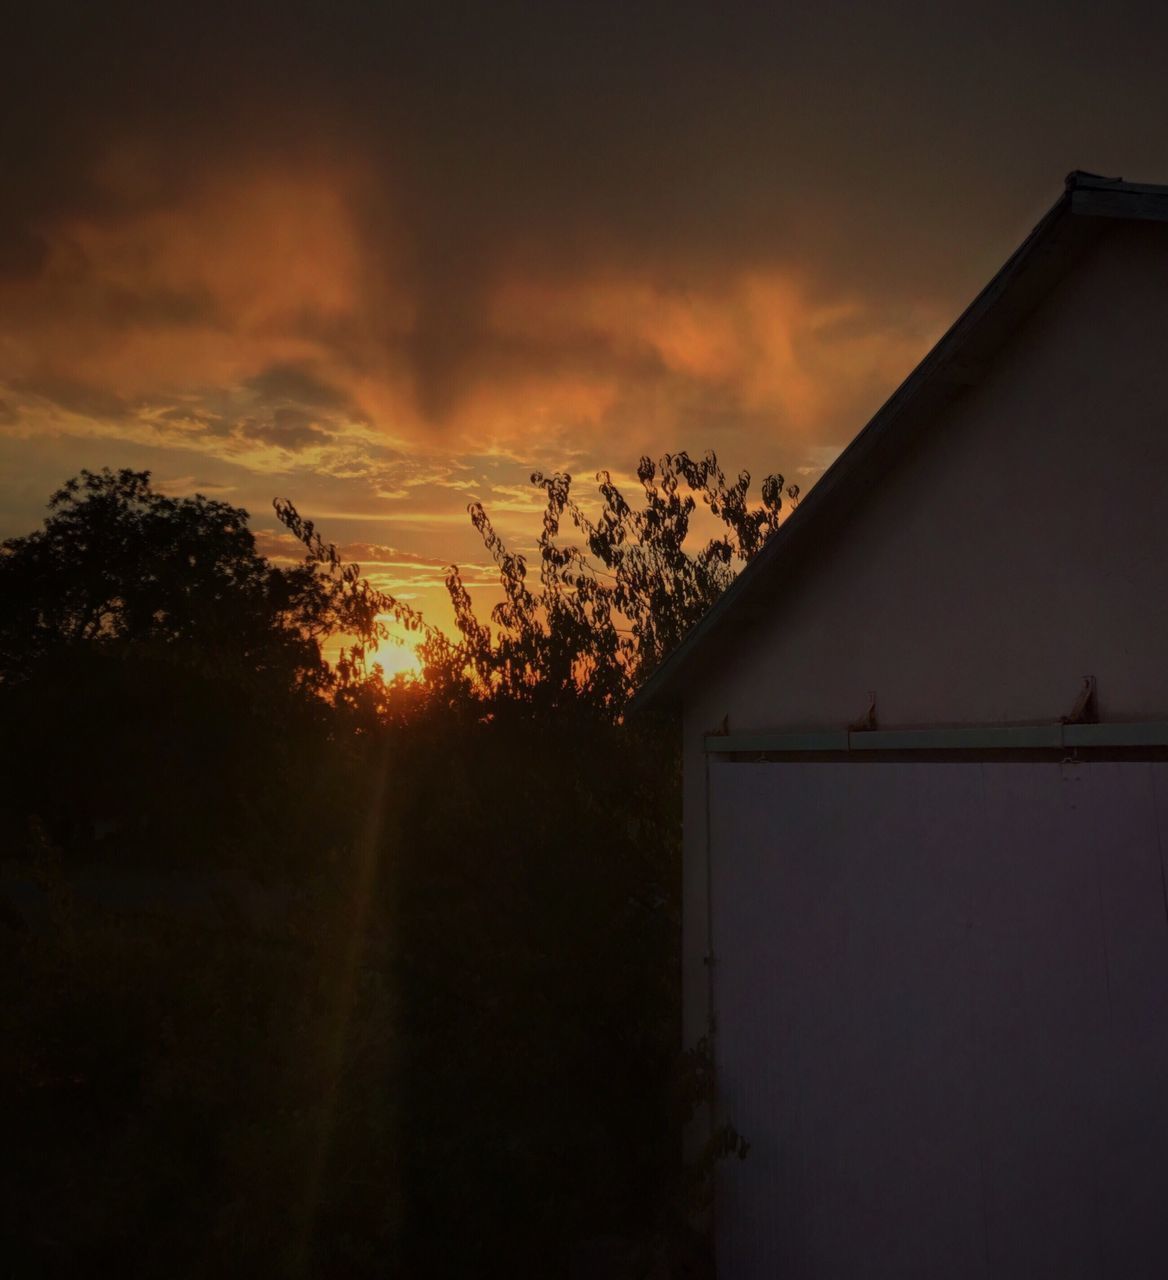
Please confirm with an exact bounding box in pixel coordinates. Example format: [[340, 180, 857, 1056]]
[[370, 619, 424, 681]]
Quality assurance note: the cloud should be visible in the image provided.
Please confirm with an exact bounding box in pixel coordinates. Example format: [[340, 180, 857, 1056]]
[[244, 362, 360, 414], [0, 0, 1071, 465], [6, 0, 1168, 636], [333, 542, 451, 569], [235, 408, 335, 453], [9, 376, 132, 422], [153, 474, 239, 498]]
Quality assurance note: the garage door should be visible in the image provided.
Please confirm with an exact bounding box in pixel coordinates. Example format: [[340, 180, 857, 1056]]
[[709, 759, 1168, 1279]]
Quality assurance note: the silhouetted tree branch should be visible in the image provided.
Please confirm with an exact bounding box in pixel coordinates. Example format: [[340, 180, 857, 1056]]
[[275, 448, 795, 716]]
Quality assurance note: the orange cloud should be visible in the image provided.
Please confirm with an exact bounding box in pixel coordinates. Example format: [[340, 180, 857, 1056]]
[[483, 268, 940, 445], [2, 160, 369, 397], [0, 125, 944, 494], [0, 135, 945, 659]]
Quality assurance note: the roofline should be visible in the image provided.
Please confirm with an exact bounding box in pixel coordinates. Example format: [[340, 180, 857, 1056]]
[[630, 172, 1168, 714]]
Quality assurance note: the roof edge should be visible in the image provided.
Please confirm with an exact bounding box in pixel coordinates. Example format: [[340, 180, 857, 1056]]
[[1065, 170, 1168, 200], [631, 174, 1163, 715]]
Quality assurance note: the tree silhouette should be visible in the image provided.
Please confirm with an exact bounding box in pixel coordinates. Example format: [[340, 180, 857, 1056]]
[[0, 469, 360, 867], [276, 448, 796, 715], [2, 453, 786, 1274], [267, 448, 794, 1270], [0, 467, 342, 692]]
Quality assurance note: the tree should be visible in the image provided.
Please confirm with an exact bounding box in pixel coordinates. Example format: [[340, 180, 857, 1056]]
[[0, 454, 785, 1271], [276, 448, 797, 716], [0, 469, 361, 868], [0, 467, 341, 692], [270, 448, 792, 1270]]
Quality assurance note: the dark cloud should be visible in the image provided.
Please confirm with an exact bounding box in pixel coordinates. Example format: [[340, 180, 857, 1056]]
[[12, 375, 131, 421], [10, 3, 1168, 316], [235, 407, 336, 452], [224, 363, 364, 451], [6, 0, 1168, 472], [100, 284, 220, 329], [0, 226, 49, 283], [244, 362, 358, 415]]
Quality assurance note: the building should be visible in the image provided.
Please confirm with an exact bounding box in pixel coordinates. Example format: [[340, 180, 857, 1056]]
[[634, 172, 1168, 1278]]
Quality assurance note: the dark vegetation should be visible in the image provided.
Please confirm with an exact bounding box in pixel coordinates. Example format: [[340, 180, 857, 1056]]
[[0, 460, 790, 1276]]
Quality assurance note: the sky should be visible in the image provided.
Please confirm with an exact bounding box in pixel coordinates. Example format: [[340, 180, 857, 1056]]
[[5, 0, 1168, 668]]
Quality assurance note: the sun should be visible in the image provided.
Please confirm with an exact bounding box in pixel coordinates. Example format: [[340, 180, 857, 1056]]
[[322, 614, 423, 682], [371, 637, 422, 681], [369, 615, 423, 681]]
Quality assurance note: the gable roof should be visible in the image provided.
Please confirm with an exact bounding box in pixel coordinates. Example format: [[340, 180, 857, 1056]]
[[630, 172, 1168, 714]]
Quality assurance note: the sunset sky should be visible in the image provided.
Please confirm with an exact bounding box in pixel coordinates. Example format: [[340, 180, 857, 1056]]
[[5, 1, 1168, 663]]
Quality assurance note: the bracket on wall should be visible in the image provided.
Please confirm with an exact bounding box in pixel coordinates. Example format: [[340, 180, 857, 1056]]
[[849, 691, 878, 733], [1061, 675, 1098, 725]]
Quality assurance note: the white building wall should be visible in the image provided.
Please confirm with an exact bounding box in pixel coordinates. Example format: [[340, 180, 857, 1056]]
[[687, 217, 1168, 739], [677, 217, 1168, 1273], [708, 759, 1168, 1279], [681, 218, 1168, 1047]]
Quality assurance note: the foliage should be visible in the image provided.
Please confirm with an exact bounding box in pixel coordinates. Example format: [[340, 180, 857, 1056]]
[[380, 707, 681, 1274], [0, 469, 369, 870], [1, 824, 399, 1277], [0, 467, 342, 693], [270, 451, 786, 1268], [0, 646, 356, 872], [673, 1035, 751, 1221], [276, 449, 796, 715], [2, 452, 781, 1274]]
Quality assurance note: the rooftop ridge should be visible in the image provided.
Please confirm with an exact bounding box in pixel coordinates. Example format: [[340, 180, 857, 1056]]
[[1066, 170, 1168, 197], [631, 171, 1168, 713]]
